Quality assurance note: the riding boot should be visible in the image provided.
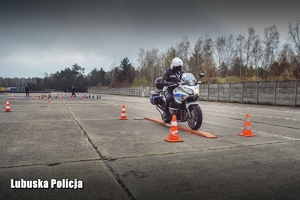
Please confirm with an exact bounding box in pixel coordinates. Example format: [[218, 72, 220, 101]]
[[162, 101, 170, 118]]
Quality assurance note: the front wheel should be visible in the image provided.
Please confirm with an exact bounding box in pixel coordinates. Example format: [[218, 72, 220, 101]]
[[187, 105, 202, 130]]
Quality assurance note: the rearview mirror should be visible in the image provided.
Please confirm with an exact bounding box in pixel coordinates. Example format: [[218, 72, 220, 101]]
[[199, 73, 205, 78]]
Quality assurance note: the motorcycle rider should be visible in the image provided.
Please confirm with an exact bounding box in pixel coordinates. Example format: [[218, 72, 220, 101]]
[[161, 57, 185, 118]]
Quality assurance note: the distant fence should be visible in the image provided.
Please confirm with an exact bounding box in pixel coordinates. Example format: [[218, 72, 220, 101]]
[[88, 80, 300, 107]]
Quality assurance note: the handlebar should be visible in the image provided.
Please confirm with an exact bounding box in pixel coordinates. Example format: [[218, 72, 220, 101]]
[[168, 82, 180, 87]]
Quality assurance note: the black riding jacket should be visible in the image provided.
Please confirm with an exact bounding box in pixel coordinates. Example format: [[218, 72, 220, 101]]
[[161, 68, 185, 89]]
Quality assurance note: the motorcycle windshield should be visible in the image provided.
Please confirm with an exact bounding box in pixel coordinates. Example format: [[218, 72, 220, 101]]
[[181, 73, 197, 86]]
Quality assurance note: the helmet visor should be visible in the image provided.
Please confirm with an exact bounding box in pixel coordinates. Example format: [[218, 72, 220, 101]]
[[173, 65, 182, 69]]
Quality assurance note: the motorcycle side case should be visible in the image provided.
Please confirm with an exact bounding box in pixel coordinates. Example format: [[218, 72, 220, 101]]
[[149, 91, 161, 105], [155, 77, 164, 90]]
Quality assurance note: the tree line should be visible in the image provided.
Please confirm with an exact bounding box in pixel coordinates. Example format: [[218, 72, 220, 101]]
[[0, 58, 135, 92], [134, 20, 300, 85], [1, 19, 300, 92]]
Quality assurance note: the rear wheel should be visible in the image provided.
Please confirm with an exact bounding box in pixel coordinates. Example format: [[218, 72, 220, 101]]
[[187, 105, 202, 130]]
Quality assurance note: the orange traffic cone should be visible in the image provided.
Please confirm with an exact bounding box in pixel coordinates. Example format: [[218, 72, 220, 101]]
[[80, 95, 82, 100], [32, 95, 34, 100], [119, 105, 128, 120], [59, 95, 62, 100], [5, 100, 11, 112], [12, 95, 14, 100], [164, 115, 183, 142], [239, 114, 256, 137]]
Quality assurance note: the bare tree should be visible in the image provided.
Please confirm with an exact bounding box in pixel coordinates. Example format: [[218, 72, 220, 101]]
[[235, 33, 246, 78], [252, 36, 263, 70], [176, 35, 191, 71], [202, 35, 218, 77], [279, 43, 296, 64], [148, 48, 160, 84], [162, 46, 177, 70], [215, 36, 226, 67], [137, 47, 160, 84], [288, 18, 300, 60], [274, 43, 297, 79], [245, 26, 258, 67], [189, 37, 204, 76], [263, 25, 280, 69], [225, 34, 235, 74], [215, 36, 228, 77], [157, 51, 166, 77]]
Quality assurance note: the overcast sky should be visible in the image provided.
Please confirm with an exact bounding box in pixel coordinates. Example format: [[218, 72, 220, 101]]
[[1, 0, 299, 78]]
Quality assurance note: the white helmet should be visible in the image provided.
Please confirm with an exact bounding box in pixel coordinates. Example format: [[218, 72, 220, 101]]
[[170, 57, 183, 70]]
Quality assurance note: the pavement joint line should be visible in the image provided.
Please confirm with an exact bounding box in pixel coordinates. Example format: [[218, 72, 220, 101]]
[[203, 109, 300, 122], [0, 119, 73, 123], [95, 140, 299, 162], [205, 114, 300, 130], [204, 120, 300, 141], [2, 143, 287, 169], [61, 100, 135, 200], [0, 158, 102, 169]]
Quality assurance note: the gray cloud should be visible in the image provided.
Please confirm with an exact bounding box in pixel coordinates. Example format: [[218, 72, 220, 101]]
[[0, 0, 299, 78]]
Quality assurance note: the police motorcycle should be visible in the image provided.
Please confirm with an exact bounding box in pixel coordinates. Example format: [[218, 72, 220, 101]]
[[150, 73, 205, 130]]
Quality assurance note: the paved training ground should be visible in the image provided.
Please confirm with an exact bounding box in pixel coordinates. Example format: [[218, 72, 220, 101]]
[[1, 93, 300, 200]]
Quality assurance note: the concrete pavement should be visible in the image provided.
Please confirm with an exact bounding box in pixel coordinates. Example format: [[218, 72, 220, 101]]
[[1, 93, 300, 200]]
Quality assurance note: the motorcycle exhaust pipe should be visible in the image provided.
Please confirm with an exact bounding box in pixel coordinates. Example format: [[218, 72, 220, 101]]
[[156, 106, 163, 115]]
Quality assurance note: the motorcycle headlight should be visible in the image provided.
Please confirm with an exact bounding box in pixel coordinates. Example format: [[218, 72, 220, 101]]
[[185, 88, 194, 95], [195, 87, 199, 95]]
